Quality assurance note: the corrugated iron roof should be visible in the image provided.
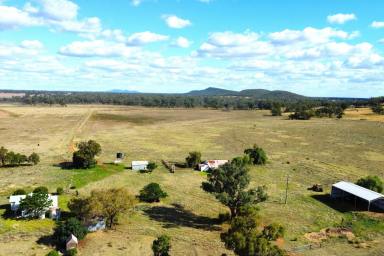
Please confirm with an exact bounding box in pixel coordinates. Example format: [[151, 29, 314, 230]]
[[132, 161, 148, 165], [332, 181, 384, 202]]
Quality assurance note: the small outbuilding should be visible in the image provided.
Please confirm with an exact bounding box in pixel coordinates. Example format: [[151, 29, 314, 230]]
[[331, 181, 384, 211], [131, 161, 149, 171], [199, 160, 228, 172], [66, 234, 78, 251]]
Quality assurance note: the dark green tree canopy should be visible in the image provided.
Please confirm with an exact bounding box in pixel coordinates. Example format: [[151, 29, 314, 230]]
[[72, 140, 101, 169], [33, 186, 49, 194], [54, 217, 88, 246], [356, 176, 383, 193], [139, 183, 168, 203], [202, 162, 267, 218], [244, 145, 267, 165], [152, 235, 171, 256], [186, 151, 202, 169], [19, 192, 52, 218], [13, 189, 27, 195]]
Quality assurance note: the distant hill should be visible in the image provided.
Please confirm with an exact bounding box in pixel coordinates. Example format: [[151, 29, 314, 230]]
[[185, 87, 307, 100]]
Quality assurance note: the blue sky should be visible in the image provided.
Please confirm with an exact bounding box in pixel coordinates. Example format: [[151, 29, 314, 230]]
[[0, 0, 383, 97]]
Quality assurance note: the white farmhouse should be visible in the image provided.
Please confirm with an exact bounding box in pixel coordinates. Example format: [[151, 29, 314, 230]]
[[9, 193, 60, 219], [131, 161, 149, 171]]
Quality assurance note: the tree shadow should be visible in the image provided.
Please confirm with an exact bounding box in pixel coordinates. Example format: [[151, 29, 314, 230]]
[[36, 234, 57, 248], [0, 203, 15, 219], [143, 203, 221, 231], [311, 194, 384, 213], [53, 161, 74, 170]]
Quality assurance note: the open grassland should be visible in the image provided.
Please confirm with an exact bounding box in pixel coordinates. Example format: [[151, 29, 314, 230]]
[[0, 104, 383, 256]]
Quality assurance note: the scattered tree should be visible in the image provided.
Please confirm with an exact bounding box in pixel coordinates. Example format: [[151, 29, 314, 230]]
[[262, 223, 285, 241], [202, 162, 267, 219], [88, 188, 136, 229], [13, 189, 27, 195], [33, 186, 49, 194], [244, 145, 267, 165], [67, 249, 78, 256], [231, 155, 251, 167], [147, 162, 158, 172], [28, 152, 40, 165], [56, 187, 64, 195], [271, 103, 282, 116], [68, 197, 92, 222], [152, 235, 171, 256], [0, 146, 8, 166], [289, 109, 314, 120], [139, 183, 168, 203], [371, 104, 384, 115], [19, 192, 52, 218], [54, 217, 88, 246], [186, 151, 202, 169], [356, 176, 383, 193], [72, 140, 101, 169]]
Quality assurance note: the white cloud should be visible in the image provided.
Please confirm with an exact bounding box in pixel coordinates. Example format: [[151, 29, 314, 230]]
[[126, 31, 169, 46], [35, 0, 78, 21], [20, 40, 44, 49], [371, 21, 384, 28], [172, 36, 191, 48], [327, 13, 356, 24], [131, 0, 142, 6], [379, 39, 384, 44], [0, 5, 40, 29], [162, 15, 191, 29], [59, 40, 134, 57], [207, 31, 259, 46]]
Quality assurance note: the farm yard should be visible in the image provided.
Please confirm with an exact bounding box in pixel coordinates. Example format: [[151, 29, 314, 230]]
[[0, 104, 383, 256]]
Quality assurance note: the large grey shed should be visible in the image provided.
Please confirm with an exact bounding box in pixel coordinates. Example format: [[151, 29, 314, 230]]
[[331, 181, 384, 211]]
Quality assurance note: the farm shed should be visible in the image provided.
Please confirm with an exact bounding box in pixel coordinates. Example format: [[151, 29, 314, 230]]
[[9, 194, 60, 219], [66, 234, 78, 251], [199, 160, 228, 172], [331, 181, 384, 211], [131, 161, 149, 171]]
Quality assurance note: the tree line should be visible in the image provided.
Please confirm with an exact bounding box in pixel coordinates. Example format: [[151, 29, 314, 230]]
[[0, 146, 39, 167]]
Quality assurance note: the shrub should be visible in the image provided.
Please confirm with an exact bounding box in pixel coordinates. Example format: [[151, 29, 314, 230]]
[[139, 183, 167, 203], [46, 250, 60, 256], [13, 189, 27, 195], [244, 145, 267, 165], [152, 235, 171, 256], [28, 152, 40, 165], [262, 223, 285, 241], [185, 151, 202, 169], [67, 248, 77, 256], [33, 186, 49, 194], [56, 187, 64, 195], [356, 176, 383, 193], [147, 162, 158, 171], [54, 218, 87, 245]]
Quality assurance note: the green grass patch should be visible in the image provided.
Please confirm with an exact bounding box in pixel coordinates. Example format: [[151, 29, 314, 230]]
[[340, 213, 384, 240], [68, 163, 125, 189]]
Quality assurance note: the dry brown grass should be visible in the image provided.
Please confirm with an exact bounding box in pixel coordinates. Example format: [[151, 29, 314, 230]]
[[0, 104, 383, 255]]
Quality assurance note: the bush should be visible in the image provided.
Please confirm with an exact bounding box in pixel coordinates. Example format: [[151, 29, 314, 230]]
[[54, 218, 87, 245], [56, 187, 64, 195], [152, 235, 171, 256], [147, 162, 158, 171], [262, 223, 285, 241], [46, 250, 60, 256], [33, 186, 49, 194], [139, 183, 167, 202], [185, 151, 202, 169], [13, 189, 27, 195], [67, 248, 77, 256], [356, 176, 383, 193], [244, 145, 267, 165], [28, 152, 40, 165]]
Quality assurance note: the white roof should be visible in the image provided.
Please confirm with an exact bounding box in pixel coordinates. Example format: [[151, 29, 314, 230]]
[[9, 194, 58, 208], [67, 234, 78, 244], [332, 181, 384, 202], [132, 161, 148, 165]]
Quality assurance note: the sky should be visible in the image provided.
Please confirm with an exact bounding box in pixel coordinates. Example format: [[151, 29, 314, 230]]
[[0, 0, 383, 97]]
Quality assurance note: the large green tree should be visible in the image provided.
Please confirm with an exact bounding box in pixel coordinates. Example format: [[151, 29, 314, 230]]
[[72, 140, 101, 169], [356, 176, 383, 193], [202, 162, 267, 218], [185, 151, 202, 169], [139, 183, 168, 203], [54, 217, 88, 246], [244, 145, 267, 165], [19, 192, 52, 218], [152, 235, 171, 256]]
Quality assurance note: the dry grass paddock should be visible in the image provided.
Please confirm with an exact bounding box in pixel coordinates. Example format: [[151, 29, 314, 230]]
[[0, 104, 383, 256]]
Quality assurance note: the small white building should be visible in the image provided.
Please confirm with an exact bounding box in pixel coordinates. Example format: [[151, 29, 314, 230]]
[[131, 161, 149, 171], [9, 193, 60, 219], [331, 181, 384, 211], [66, 234, 78, 251], [199, 160, 228, 172]]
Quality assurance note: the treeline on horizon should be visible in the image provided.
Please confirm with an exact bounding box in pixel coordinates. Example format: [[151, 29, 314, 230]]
[[0, 90, 382, 111]]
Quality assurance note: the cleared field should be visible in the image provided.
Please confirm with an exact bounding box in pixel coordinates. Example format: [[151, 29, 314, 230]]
[[0, 104, 383, 256]]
